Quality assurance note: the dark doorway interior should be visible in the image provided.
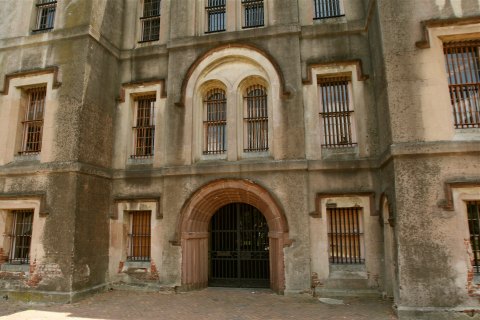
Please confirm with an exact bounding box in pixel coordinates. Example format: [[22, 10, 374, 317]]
[[209, 203, 270, 288]]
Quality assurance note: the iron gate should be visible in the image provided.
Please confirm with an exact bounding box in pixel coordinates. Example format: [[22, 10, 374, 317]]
[[209, 203, 270, 288]]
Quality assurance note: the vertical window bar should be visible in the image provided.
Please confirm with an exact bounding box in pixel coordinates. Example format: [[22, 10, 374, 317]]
[[33, 0, 56, 32], [206, 0, 226, 33], [467, 201, 480, 274], [242, 0, 264, 28], [132, 95, 156, 158], [8, 210, 33, 264], [204, 89, 227, 154], [444, 41, 480, 129], [319, 77, 356, 148], [140, 0, 161, 42], [328, 207, 364, 264], [20, 87, 45, 154], [128, 211, 151, 261], [313, 0, 344, 19], [244, 85, 268, 152]]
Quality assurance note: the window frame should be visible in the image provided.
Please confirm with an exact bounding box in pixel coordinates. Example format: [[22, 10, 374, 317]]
[[19, 86, 46, 155], [139, 0, 161, 43], [205, 0, 226, 34], [243, 84, 269, 152], [8, 210, 34, 265], [443, 40, 480, 129], [313, 0, 345, 20], [241, 0, 265, 29], [127, 210, 152, 262], [131, 95, 156, 159], [32, 0, 56, 33], [318, 75, 357, 148], [467, 201, 480, 275], [203, 88, 227, 155], [327, 207, 365, 265]]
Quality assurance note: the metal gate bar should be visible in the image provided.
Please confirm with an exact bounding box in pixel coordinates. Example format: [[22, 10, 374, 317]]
[[209, 203, 269, 287]]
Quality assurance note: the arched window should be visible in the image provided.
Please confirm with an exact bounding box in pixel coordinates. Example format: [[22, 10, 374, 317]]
[[204, 89, 227, 154], [244, 85, 268, 152]]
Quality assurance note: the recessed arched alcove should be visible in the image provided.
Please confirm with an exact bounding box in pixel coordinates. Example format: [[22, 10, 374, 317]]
[[173, 179, 290, 293]]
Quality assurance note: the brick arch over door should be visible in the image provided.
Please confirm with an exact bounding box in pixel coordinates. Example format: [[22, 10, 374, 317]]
[[173, 179, 290, 293]]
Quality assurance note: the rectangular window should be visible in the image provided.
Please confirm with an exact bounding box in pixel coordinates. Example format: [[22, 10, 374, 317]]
[[206, 0, 226, 33], [467, 201, 480, 274], [327, 207, 364, 264], [33, 0, 56, 32], [242, 0, 264, 29], [8, 210, 33, 265], [244, 85, 268, 152], [132, 95, 156, 158], [140, 0, 161, 42], [20, 87, 46, 154], [313, 0, 344, 20], [443, 41, 480, 129], [318, 76, 356, 148], [204, 89, 227, 154], [128, 211, 151, 261]]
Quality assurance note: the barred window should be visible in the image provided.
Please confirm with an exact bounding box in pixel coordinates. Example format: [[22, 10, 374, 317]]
[[467, 201, 480, 275], [128, 211, 151, 261], [132, 95, 156, 158], [33, 0, 56, 32], [206, 0, 226, 33], [318, 76, 356, 148], [242, 0, 264, 29], [8, 210, 33, 265], [443, 41, 480, 129], [204, 89, 227, 154], [140, 0, 161, 42], [313, 0, 344, 20], [328, 207, 364, 264], [20, 87, 46, 154], [244, 85, 268, 152]]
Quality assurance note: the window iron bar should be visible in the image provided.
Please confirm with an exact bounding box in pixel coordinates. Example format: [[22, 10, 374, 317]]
[[20, 87, 45, 154], [204, 89, 227, 154], [327, 207, 364, 264], [131, 96, 155, 158], [313, 0, 344, 20], [127, 211, 151, 261], [206, 0, 226, 33], [8, 210, 33, 265], [242, 0, 264, 28], [34, 0, 56, 32], [244, 85, 268, 152], [467, 201, 480, 274]]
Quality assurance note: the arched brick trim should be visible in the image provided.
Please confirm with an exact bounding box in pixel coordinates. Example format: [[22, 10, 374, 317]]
[[175, 44, 291, 107], [174, 179, 290, 293]]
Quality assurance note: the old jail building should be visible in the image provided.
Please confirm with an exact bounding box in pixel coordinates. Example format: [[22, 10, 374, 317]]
[[0, 0, 479, 319]]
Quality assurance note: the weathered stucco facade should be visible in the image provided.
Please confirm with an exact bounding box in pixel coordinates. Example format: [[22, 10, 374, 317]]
[[0, 0, 479, 319]]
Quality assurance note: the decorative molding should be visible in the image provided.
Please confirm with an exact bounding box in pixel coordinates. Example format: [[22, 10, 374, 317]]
[[0, 193, 49, 217], [310, 192, 376, 218], [415, 16, 480, 49], [112, 195, 162, 219], [117, 79, 167, 103], [438, 180, 480, 211], [0, 66, 61, 95], [303, 59, 369, 85], [175, 43, 291, 107]]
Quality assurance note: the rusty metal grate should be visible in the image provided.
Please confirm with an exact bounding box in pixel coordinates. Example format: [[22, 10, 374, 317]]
[[244, 85, 268, 152], [206, 0, 226, 33], [204, 88, 227, 154], [319, 76, 356, 148], [140, 0, 161, 42], [20, 87, 45, 155], [242, 0, 264, 29], [444, 41, 480, 129], [33, 0, 56, 32], [209, 203, 270, 288], [9, 210, 33, 265], [313, 0, 344, 20], [132, 95, 156, 158], [328, 207, 364, 264], [128, 211, 151, 261], [467, 201, 480, 274]]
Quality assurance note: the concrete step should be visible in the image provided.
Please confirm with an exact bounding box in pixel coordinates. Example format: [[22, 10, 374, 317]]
[[110, 281, 176, 293], [322, 278, 370, 289]]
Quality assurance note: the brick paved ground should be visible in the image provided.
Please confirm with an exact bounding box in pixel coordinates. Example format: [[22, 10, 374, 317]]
[[0, 288, 397, 320]]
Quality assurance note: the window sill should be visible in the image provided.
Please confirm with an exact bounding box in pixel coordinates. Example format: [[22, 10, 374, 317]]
[[14, 153, 40, 162], [321, 145, 358, 160], [0, 263, 30, 273], [127, 157, 153, 166], [329, 263, 367, 279], [121, 260, 151, 273], [453, 127, 480, 141]]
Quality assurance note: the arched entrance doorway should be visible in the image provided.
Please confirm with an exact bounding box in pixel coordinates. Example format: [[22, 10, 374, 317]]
[[174, 179, 290, 293], [209, 203, 270, 288]]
